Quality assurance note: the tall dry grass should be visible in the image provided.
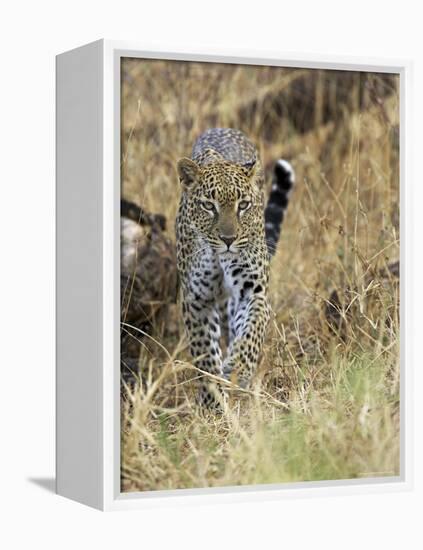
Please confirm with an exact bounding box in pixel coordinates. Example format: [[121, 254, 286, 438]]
[[120, 59, 400, 492]]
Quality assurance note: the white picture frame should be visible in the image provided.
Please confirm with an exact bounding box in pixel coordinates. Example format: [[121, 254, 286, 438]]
[[56, 39, 413, 511]]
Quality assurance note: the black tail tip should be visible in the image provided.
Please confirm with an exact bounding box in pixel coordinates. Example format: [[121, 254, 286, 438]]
[[273, 159, 295, 191]]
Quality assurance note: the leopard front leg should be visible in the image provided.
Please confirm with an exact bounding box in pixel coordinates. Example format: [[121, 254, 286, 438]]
[[223, 292, 269, 386], [221, 258, 270, 386], [181, 290, 226, 408]]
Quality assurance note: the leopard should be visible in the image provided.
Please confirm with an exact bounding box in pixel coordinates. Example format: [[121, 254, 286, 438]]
[[175, 128, 295, 407]]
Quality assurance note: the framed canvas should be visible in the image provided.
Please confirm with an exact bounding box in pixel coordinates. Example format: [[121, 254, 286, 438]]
[[56, 40, 413, 510]]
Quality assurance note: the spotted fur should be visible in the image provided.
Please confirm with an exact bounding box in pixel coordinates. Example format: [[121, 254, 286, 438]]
[[176, 128, 294, 407]]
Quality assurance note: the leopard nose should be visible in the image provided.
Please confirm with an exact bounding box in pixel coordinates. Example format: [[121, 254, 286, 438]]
[[220, 234, 236, 247]]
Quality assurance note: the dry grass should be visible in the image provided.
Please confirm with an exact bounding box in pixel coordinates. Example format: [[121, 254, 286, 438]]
[[120, 59, 400, 492]]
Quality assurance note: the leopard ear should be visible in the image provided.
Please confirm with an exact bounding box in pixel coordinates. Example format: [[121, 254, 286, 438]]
[[242, 158, 257, 175], [177, 158, 199, 189], [242, 157, 263, 188]]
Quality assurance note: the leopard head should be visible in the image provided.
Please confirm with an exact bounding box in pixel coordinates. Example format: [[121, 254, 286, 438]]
[[177, 153, 265, 255]]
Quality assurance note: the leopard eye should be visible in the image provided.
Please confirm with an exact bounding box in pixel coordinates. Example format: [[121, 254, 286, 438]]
[[238, 200, 251, 211], [201, 200, 215, 211]]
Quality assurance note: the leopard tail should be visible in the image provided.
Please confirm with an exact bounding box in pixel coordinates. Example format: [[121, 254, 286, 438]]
[[264, 159, 295, 256]]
